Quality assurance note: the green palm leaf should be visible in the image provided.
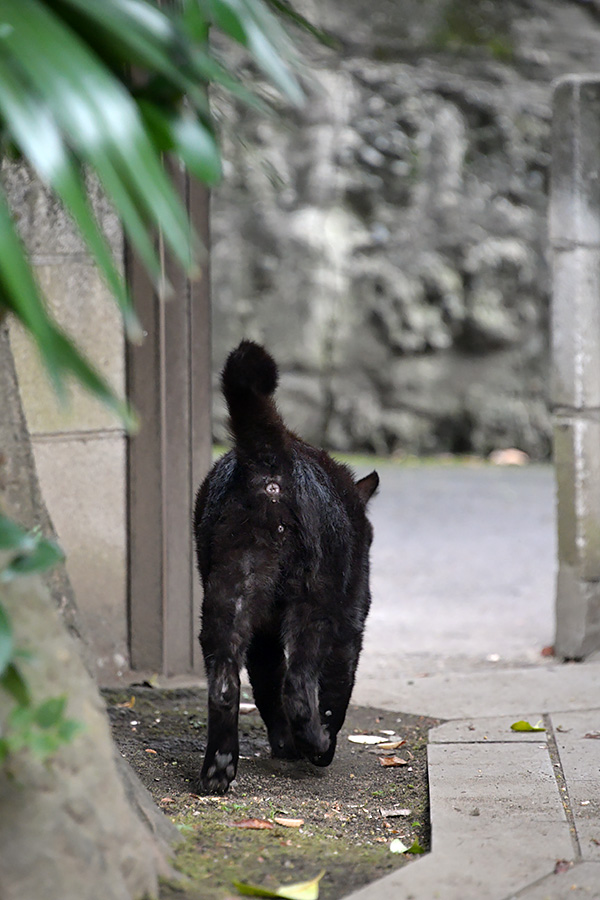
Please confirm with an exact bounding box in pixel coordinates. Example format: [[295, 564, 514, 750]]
[[0, 0, 305, 423], [0, 54, 142, 341], [0, 188, 136, 427], [2, 1, 199, 275]]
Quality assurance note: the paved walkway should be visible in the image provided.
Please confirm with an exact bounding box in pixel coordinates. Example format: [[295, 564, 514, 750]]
[[349, 662, 600, 900], [347, 462, 600, 900]]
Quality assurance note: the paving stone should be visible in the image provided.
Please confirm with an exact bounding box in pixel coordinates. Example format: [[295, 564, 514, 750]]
[[512, 861, 600, 899], [550, 711, 600, 861], [428, 743, 568, 840], [430, 716, 547, 744]]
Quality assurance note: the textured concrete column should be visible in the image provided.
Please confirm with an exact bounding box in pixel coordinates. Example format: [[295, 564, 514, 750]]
[[550, 76, 600, 658]]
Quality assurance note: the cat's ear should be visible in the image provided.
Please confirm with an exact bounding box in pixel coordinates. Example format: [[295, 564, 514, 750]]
[[355, 471, 379, 504]]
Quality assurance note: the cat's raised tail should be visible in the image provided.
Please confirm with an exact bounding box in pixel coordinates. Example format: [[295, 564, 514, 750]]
[[221, 340, 288, 459]]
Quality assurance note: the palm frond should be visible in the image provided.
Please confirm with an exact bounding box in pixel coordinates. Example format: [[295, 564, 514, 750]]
[[0, 0, 305, 423]]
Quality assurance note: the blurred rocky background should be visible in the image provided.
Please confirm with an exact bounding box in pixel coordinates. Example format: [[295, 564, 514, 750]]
[[210, 0, 600, 459]]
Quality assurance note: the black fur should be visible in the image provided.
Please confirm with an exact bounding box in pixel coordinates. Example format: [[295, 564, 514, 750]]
[[193, 340, 379, 794]]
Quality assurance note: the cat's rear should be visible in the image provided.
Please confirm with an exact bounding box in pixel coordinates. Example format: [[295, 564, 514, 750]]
[[194, 341, 378, 794]]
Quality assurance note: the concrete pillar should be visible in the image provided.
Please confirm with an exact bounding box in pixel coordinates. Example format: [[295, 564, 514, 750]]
[[550, 76, 600, 658], [126, 171, 211, 676]]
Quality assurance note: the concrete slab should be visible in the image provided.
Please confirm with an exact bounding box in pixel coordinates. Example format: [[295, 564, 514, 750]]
[[515, 861, 600, 898], [550, 711, 600, 861], [428, 743, 568, 839], [345, 740, 573, 900], [352, 662, 600, 719], [430, 716, 547, 744]]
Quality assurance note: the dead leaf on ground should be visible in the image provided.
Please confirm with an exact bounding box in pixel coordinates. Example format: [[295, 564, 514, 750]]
[[378, 756, 409, 767], [348, 734, 387, 744], [145, 748, 157, 754], [230, 819, 275, 830], [115, 696, 135, 708], [240, 702, 258, 714], [274, 817, 304, 828], [373, 740, 406, 751], [554, 860, 573, 875], [233, 869, 325, 899], [584, 732, 600, 739], [380, 808, 411, 818], [389, 838, 408, 854]]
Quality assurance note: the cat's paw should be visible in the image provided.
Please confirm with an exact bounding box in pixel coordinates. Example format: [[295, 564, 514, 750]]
[[293, 720, 330, 762], [199, 750, 236, 794], [309, 734, 337, 767], [268, 723, 301, 759]]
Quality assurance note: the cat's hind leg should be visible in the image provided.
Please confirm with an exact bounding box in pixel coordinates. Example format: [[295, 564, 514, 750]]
[[246, 632, 300, 759]]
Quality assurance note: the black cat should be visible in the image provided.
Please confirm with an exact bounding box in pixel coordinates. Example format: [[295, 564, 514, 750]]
[[193, 341, 378, 794]]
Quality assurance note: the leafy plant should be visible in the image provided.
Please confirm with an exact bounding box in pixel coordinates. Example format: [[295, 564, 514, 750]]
[[0, 0, 304, 419]]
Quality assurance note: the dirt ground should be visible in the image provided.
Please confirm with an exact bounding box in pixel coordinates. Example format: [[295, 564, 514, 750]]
[[104, 686, 439, 900]]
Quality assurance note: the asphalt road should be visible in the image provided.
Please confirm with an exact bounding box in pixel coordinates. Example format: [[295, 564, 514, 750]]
[[356, 461, 556, 685]]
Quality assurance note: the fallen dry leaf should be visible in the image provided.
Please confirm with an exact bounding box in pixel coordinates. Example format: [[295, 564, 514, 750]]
[[230, 819, 275, 830], [378, 756, 409, 767], [348, 734, 387, 744], [233, 869, 325, 900], [274, 817, 304, 828], [240, 702, 258, 714], [375, 740, 406, 751], [115, 696, 135, 709], [145, 748, 157, 754], [160, 797, 174, 803], [554, 860, 572, 875], [380, 808, 411, 818], [389, 838, 408, 854], [584, 732, 600, 739]]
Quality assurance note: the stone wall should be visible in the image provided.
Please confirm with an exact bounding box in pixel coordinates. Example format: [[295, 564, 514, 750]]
[[210, 0, 600, 458]]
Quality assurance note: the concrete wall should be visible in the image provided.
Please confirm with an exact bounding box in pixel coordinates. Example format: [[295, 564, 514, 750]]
[[4, 163, 129, 681]]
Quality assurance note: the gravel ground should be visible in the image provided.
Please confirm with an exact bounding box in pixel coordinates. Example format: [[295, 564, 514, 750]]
[[104, 686, 439, 899]]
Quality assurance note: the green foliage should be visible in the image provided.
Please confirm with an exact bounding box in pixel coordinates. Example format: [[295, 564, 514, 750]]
[[0, 0, 304, 421], [0, 515, 64, 585], [0, 695, 84, 764], [0, 514, 81, 765]]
